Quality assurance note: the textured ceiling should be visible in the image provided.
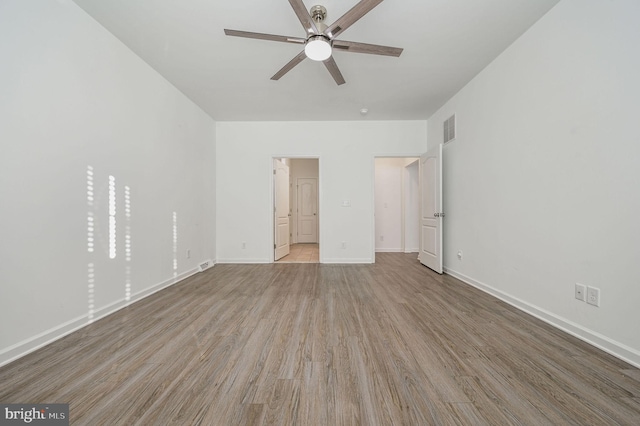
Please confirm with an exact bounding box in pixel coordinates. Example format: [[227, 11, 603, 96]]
[[73, 0, 560, 121]]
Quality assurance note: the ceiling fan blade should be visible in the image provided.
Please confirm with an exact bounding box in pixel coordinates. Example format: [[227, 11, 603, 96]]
[[271, 50, 307, 81], [332, 40, 403, 57], [324, 0, 383, 39], [288, 0, 318, 35], [224, 29, 305, 45], [323, 56, 346, 85]]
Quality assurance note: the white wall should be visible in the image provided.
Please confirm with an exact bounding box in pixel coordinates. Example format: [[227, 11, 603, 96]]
[[428, 0, 640, 366], [0, 0, 216, 366], [216, 121, 427, 263], [404, 160, 420, 252], [290, 159, 319, 244], [290, 159, 318, 177]]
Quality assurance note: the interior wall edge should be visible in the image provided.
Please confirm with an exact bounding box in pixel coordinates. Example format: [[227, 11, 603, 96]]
[[444, 267, 640, 369], [0, 265, 203, 368]]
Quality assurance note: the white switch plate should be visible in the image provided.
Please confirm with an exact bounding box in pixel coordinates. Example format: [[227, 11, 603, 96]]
[[342, 200, 351, 207], [575, 283, 586, 301]]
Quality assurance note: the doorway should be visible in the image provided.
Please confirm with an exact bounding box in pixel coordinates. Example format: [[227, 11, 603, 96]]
[[373, 157, 420, 261], [273, 158, 320, 263], [373, 152, 443, 272]]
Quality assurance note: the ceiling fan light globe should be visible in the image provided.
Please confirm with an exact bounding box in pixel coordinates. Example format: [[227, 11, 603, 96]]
[[305, 37, 332, 61]]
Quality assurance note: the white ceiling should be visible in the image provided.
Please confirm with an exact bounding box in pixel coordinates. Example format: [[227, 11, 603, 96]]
[[73, 0, 560, 121]]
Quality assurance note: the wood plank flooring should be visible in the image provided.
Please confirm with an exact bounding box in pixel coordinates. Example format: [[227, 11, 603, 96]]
[[1, 253, 639, 425], [276, 244, 319, 263]]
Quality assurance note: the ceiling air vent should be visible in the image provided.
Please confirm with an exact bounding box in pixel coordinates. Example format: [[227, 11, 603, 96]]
[[444, 114, 456, 143]]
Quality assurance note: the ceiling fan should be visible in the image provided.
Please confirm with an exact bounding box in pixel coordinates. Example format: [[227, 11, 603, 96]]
[[224, 0, 403, 85]]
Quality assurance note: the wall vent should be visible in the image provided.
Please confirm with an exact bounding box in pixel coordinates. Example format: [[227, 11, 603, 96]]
[[444, 114, 456, 143], [198, 259, 213, 272]]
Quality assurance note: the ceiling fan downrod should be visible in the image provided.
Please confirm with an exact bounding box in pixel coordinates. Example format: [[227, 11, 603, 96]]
[[310, 5, 327, 24]]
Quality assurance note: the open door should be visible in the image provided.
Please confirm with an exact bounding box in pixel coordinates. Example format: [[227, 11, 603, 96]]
[[418, 144, 443, 273], [274, 159, 290, 260]]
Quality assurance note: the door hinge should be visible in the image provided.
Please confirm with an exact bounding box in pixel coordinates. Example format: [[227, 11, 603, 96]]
[[274, 244, 276, 249], [273, 169, 276, 175]]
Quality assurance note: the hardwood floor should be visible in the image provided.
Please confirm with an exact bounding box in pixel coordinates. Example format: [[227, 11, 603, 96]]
[[1, 253, 639, 425], [276, 243, 319, 263]]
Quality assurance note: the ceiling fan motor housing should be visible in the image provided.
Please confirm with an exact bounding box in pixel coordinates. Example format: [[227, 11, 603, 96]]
[[306, 4, 330, 60]]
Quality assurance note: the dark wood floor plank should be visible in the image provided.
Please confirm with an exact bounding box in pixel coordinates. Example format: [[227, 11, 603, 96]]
[[1, 253, 639, 425]]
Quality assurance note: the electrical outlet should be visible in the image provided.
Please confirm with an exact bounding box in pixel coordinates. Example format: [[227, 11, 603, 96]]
[[186, 249, 191, 259], [575, 283, 586, 301], [242, 242, 246, 249], [587, 286, 600, 307], [380, 235, 384, 241], [341, 241, 346, 249]]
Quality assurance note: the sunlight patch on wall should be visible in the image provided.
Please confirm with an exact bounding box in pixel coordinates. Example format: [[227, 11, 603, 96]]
[[86, 167, 94, 253], [125, 186, 132, 301], [87, 166, 96, 323], [87, 263, 95, 323], [108, 175, 116, 259]]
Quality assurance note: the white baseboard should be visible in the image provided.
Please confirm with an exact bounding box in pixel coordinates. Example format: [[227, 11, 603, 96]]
[[374, 248, 419, 253], [323, 258, 373, 264], [444, 266, 640, 369], [217, 257, 374, 264], [0, 266, 202, 368]]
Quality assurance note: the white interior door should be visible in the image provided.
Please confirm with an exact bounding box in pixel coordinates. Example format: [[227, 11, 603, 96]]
[[274, 159, 290, 260], [418, 144, 443, 273], [297, 178, 317, 243]]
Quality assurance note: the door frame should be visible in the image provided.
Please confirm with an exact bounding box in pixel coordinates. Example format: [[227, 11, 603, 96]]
[[371, 154, 423, 263], [270, 156, 322, 263]]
